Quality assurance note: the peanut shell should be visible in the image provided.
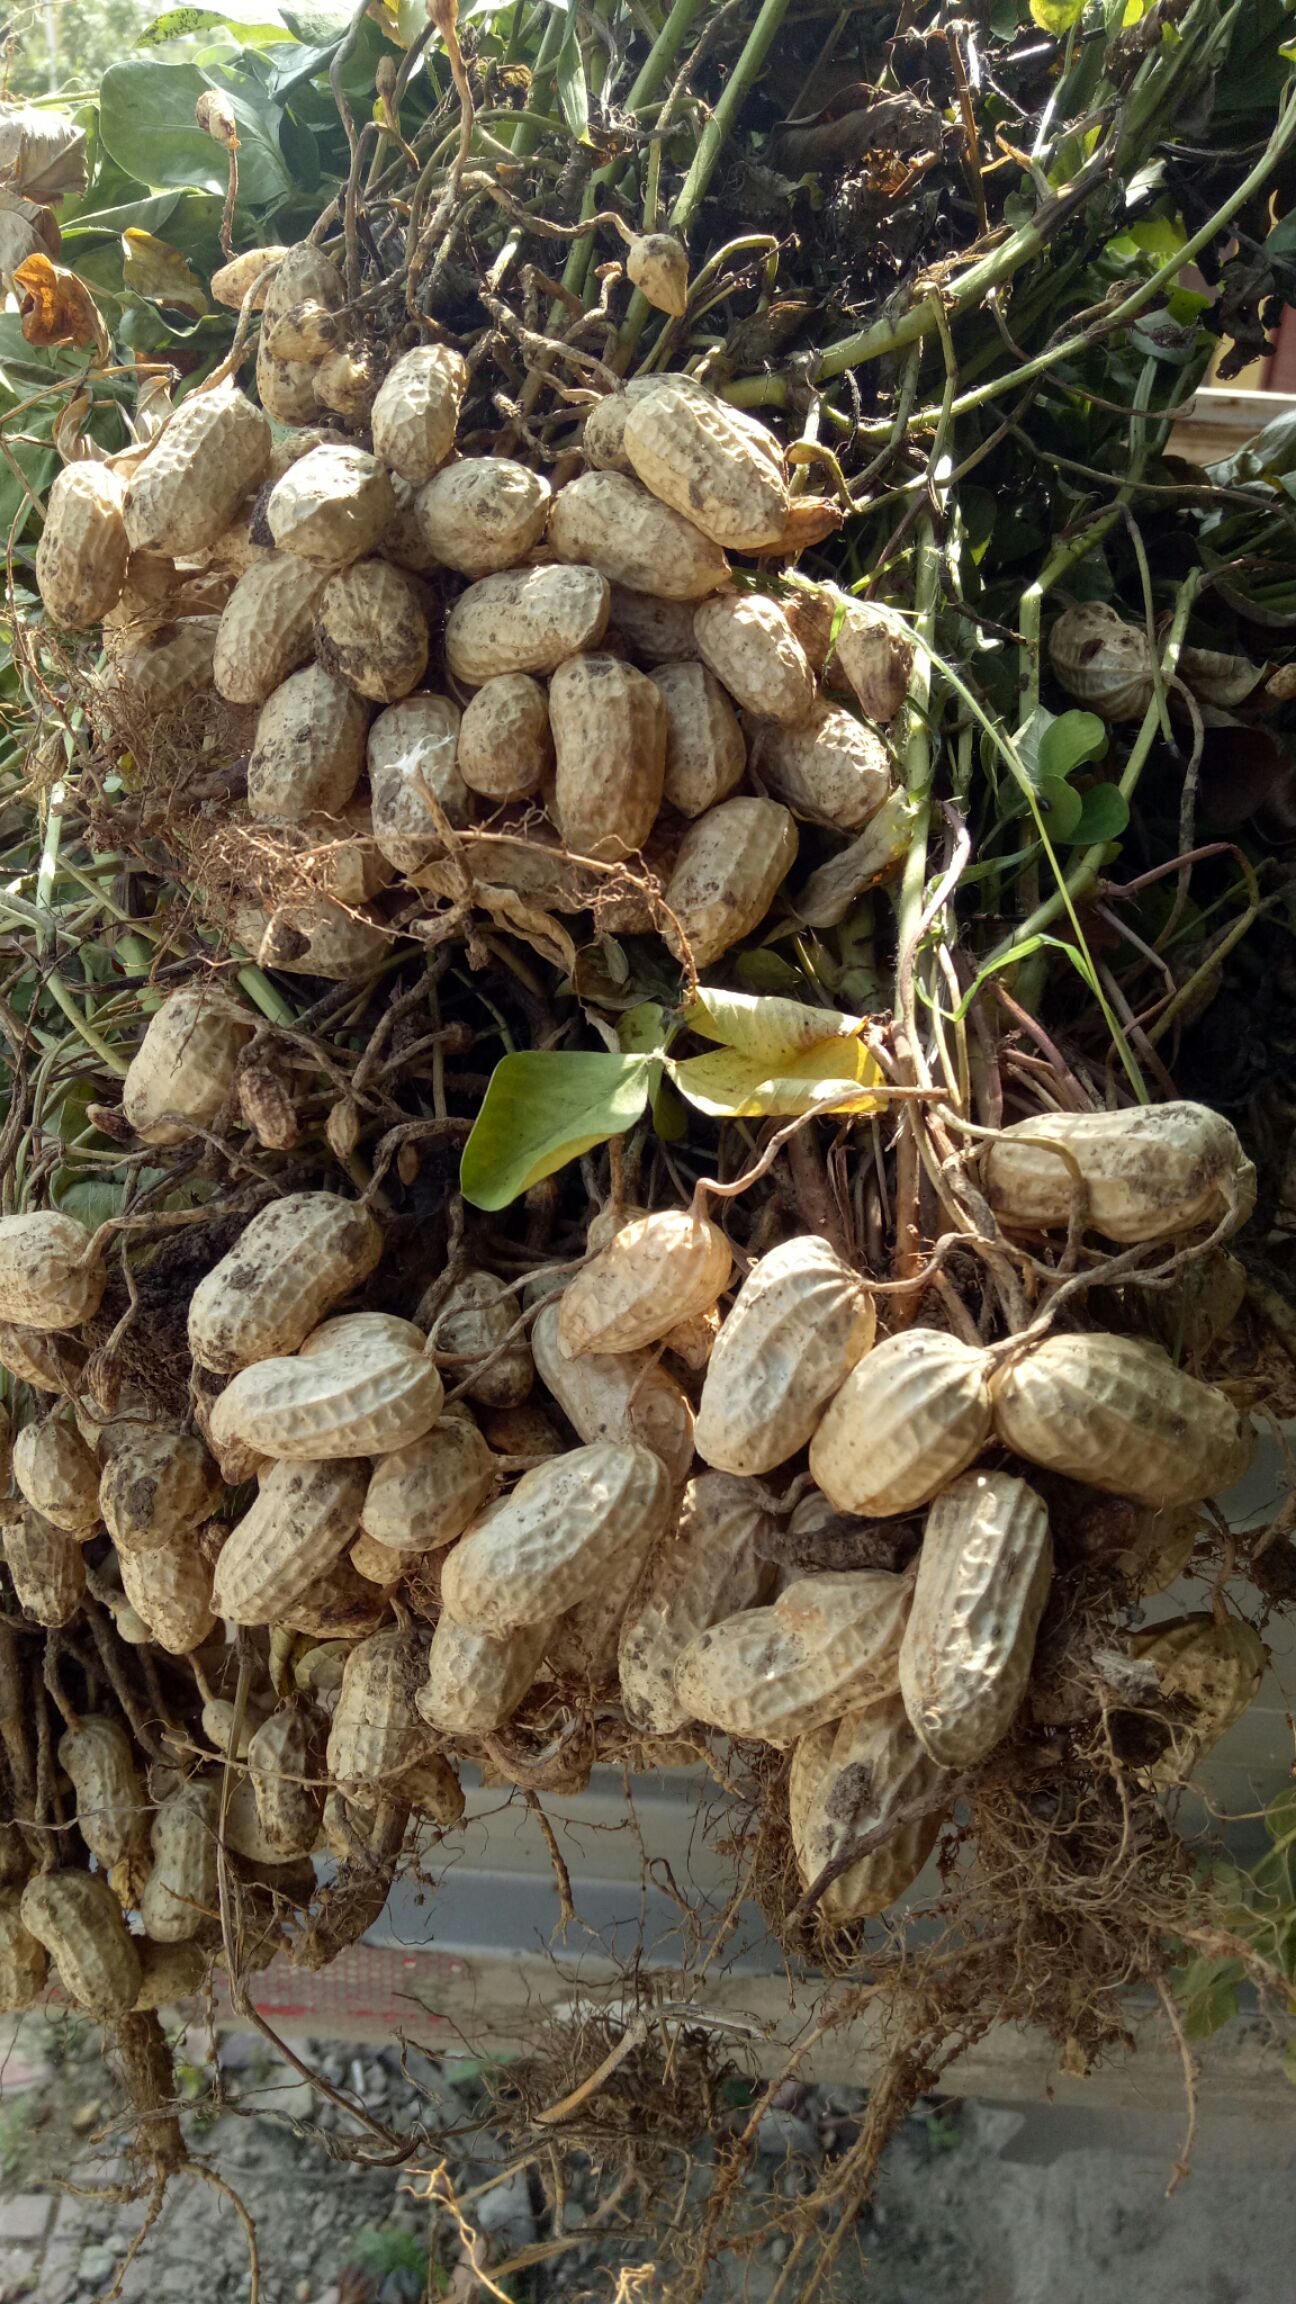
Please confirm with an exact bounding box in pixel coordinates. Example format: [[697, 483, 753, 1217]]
[[695, 1236, 875, 1477], [900, 1471, 1053, 1767], [990, 1331, 1248, 1507], [366, 692, 469, 872], [21, 1869, 141, 2016], [810, 1329, 995, 1518], [790, 1694, 946, 1921], [212, 1457, 368, 1623], [121, 984, 254, 1145], [549, 468, 729, 601], [752, 698, 892, 831], [36, 459, 129, 627], [213, 555, 327, 704], [693, 591, 814, 723], [444, 564, 609, 685], [415, 456, 550, 577], [123, 384, 270, 557], [674, 1571, 911, 1746], [458, 674, 552, 802], [618, 1471, 777, 1733], [559, 1205, 731, 1357], [417, 1612, 550, 1736], [664, 795, 798, 968], [440, 1440, 673, 1636], [210, 1312, 443, 1461], [532, 1300, 695, 1487], [188, 1192, 383, 1373], [370, 343, 468, 484], [549, 652, 667, 860], [315, 560, 428, 703], [983, 1101, 1255, 1245], [0, 1210, 106, 1331], [12, 1415, 101, 1537], [360, 1416, 497, 1552], [266, 443, 396, 569], [100, 1427, 222, 1554], [623, 381, 788, 551], [650, 659, 746, 816], [431, 1269, 533, 1406]]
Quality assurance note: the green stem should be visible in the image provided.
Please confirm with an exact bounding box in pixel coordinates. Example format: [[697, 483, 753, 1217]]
[[893, 515, 943, 1025], [558, 0, 709, 300]]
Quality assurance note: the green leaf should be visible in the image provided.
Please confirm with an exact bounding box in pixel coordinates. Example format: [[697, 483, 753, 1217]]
[[554, 0, 591, 144], [460, 1051, 654, 1210], [617, 1000, 668, 1057], [99, 62, 291, 206], [734, 948, 806, 996], [1064, 783, 1130, 843], [1034, 776, 1084, 841], [1029, 0, 1085, 28], [1037, 709, 1108, 782]]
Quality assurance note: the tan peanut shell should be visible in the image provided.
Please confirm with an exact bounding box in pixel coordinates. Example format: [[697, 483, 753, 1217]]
[[366, 692, 468, 872], [247, 663, 370, 821], [625, 230, 689, 314], [440, 1441, 673, 1636], [350, 1528, 415, 1585], [252, 893, 390, 979], [239, 1064, 299, 1152], [0, 1898, 47, 2013], [131, 1937, 207, 2010], [559, 1205, 732, 1358], [1048, 601, 1154, 721], [140, 1782, 218, 1943], [360, 1416, 496, 1552], [315, 560, 428, 703], [549, 469, 729, 601], [370, 343, 468, 484], [623, 382, 788, 551], [790, 1693, 946, 1922], [188, 1192, 383, 1373], [261, 801, 394, 906], [211, 1312, 443, 1462], [315, 345, 380, 425], [21, 1869, 141, 2016], [263, 296, 343, 362], [431, 1270, 532, 1406], [693, 591, 814, 723], [260, 241, 345, 326], [809, 1329, 995, 1518], [277, 1552, 384, 1641], [899, 1471, 1053, 1767], [122, 984, 254, 1144], [248, 1706, 322, 1857], [266, 389, 374, 504], [212, 245, 289, 309], [549, 652, 667, 861], [12, 1416, 101, 1537], [618, 1471, 777, 1733], [990, 1331, 1248, 1507], [417, 1613, 549, 1735], [326, 1626, 425, 1791], [110, 614, 219, 713], [416, 456, 550, 577], [117, 1530, 216, 1653], [1133, 1613, 1266, 1783], [100, 1427, 222, 1553], [531, 1301, 695, 1487], [548, 1532, 661, 1683], [1117, 1504, 1200, 1596], [37, 459, 129, 626], [674, 1570, 911, 1746], [663, 1305, 720, 1370], [982, 1101, 1256, 1245], [830, 599, 915, 721], [123, 384, 270, 556], [650, 659, 746, 816], [753, 699, 892, 831], [458, 674, 552, 802], [444, 563, 610, 684], [664, 795, 798, 968], [0, 1210, 106, 1331], [608, 585, 699, 662], [695, 1236, 876, 1477], [59, 1717, 147, 1868], [582, 376, 716, 474], [479, 1402, 565, 1458], [3, 1502, 85, 1624], [256, 339, 321, 425], [401, 1750, 465, 1829], [212, 1457, 368, 1623], [201, 1696, 266, 1760], [0, 1321, 84, 1393], [213, 554, 326, 704]]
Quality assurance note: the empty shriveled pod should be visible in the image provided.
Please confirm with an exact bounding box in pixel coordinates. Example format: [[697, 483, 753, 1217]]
[[210, 1456, 366, 1624], [2, 1502, 85, 1624], [0, 1210, 106, 1331], [1132, 1613, 1266, 1784], [247, 663, 370, 822], [982, 1101, 1256, 1244], [794, 788, 914, 928], [58, 1717, 147, 1868], [829, 599, 915, 722], [188, 1192, 382, 1373], [370, 343, 468, 484], [444, 564, 610, 684], [210, 1313, 443, 1462], [12, 1415, 101, 1537], [121, 984, 255, 1144], [360, 1415, 496, 1552], [674, 1571, 912, 1746], [649, 660, 746, 817], [549, 653, 668, 861], [458, 674, 552, 802], [117, 1532, 216, 1654], [693, 591, 814, 724], [1048, 601, 1155, 721], [315, 561, 429, 704], [991, 1331, 1249, 1507], [123, 383, 270, 557], [252, 894, 390, 980], [548, 469, 729, 601], [430, 1270, 532, 1406], [440, 1441, 673, 1637], [248, 1706, 323, 1858], [415, 456, 550, 577], [664, 796, 799, 968], [790, 1694, 947, 1923], [752, 699, 892, 831], [366, 692, 468, 873], [618, 1471, 777, 1734], [531, 1301, 695, 1488], [100, 1427, 222, 1552], [809, 1330, 995, 1518], [625, 231, 689, 315], [213, 554, 327, 705], [140, 1781, 218, 1943], [695, 1236, 876, 1477], [36, 459, 129, 627], [0, 1898, 48, 2014], [623, 380, 789, 551], [21, 1869, 141, 2017], [559, 1202, 731, 1358], [326, 1626, 426, 1793], [899, 1471, 1053, 1767]]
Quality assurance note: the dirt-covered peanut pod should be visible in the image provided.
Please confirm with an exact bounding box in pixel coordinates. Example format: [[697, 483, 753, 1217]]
[[559, 1203, 731, 1357], [790, 1694, 948, 1922], [531, 1301, 695, 1487], [830, 598, 916, 722], [263, 298, 346, 363], [188, 1192, 383, 1373], [0, 1210, 106, 1330], [370, 341, 467, 482], [120, 984, 255, 1144], [1132, 1614, 1267, 1784], [1048, 601, 1155, 721], [440, 1441, 673, 1636], [117, 1528, 217, 1654], [416, 1612, 551, 1736], [210, 1312, 443, 1462], [314, 560, 429, 703], [608, 585, 699, 662], [12, 1415, 101, 1537], [366, 693, 469, 872], [0, 1322, 84, 1394], [444, 564, 610, 684], [982, 1101, 1255, 1244], [326, 1626, 426, 1795], [253, 241, 345, 423], [663, 795, 799, 968], [674, 1570, 912, 1745], [99, 1427, 222, 1552], [2, 1501, 86, 1624], [810, 1330, 995, 1518], [211, 246, 290, 309], [123, 383, 270, 557], [415, 456, 550, 576], [58, 1717, 148, 1870], [694, 1237, 875, 1477], [21, 1869, 142, 2016], [549, 652, 667, 860], [247, 1705, 324, 1858], [265, 443, 396, 568], [618, 1472, 777, 1734], [36, 459, 129, 627], [360, 1415, 497, 1552], [622, 379, 789, 551], [212, 555, 327, 704], [693, 591, 815, 723], [548, 469, 729, 600], [648, 660, 746, 816], [139, 1781, 219, 1943], [258, 802, 394, 907], [458, 674, 553, 802], [752, 699, 892, 831], [109, 614, 221, 713], [990, 1332, 1249, 1507], [429, 1271, 532, 1406], [899, 1471, 1053, 1767]]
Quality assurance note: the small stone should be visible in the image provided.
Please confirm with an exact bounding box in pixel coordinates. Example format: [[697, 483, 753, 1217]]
[[0, 2197, 51, 2244], [77, 2244, 118, 2285], [756, 2109, 819, 2161], [475, 2169, 535, 2249], [70, 2101, 102, 2134], [769, 2237, 791, 2265]]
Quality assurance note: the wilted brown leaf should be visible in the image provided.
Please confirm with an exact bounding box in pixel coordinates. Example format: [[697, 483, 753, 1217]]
[[13, 253, 108, 354], [0, 104, 87, 205], [122, 229, 210, 317], [0, 188, 58, 284]]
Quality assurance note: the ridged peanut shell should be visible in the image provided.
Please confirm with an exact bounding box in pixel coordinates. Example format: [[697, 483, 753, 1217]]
[[123, 384, 270, 556], [547, 1525, 664, 1683], [415, 456, 550, 577], [3, 1502, 85, 1624], [430, 1270, 532, 1406], [458, 674, 552, 802], [549, 651, 667, 860], [549, 469, 729, 601], [0, 1898, 47, 2013], [260, 242, 345, 325], [618, 1471, 777, 1733], [830, 600, 915, 722], [440, 1441, 672, 1636], [100, 1427, 222, 1553], [790, 1693, 947, 1921], [12, 1416, 101, 1537], [531, 1301, 695, 1487], [117, 1533, 216, 1654], [623, 382, 788, 551], [36, 459, 129, 626], [110, 614, 218, 712], [899, 1471, 1053, 1767], [213, 1457, 368, 1624], [444, 564, 610, 684], [59, 1717, 147, 1867], [810, 1329, 995, 1518], [315, 561, 428, 704], [0, 1322, 84, 1393], [210, 1313, 443, 1462], [990, 1331, 1248, 1506], [256, 339, 321, 425], [0, 1210, 106, 1330], [326, 1626, 426, 1791], [1132, 1613, 1266, 1783], [608, 586, 699, 662], [252, 894, 390, 978], [416, 1613, 551, 1736], [188, 1191, 383, 1373], [559, 1205, 732, 1357], [650, 660, 746, 816], [21, 1869, 141, 2016], [695, 1236, 876, 1477], [247, 662, 370, 821], [248, 1705, 323, 1858], [752, 699, 892, 831], [675, 1571, 911, 1746], [370, 343, 468, 484], [794, 787, 913, 927], [582, 375, 721, 475], [211, 246, 289, 309], [664, 796, 798, 968], [360, 1416, 497, 1552], [982, 1101, 1256, 1245], [140, 1782, 218, 1943], [1048, 602, 1154, 721], [131, 1937, 208, 2010], [258, 801, 394, 906], [122, 984, 255, 1144], [693, 592, 814, 724], [366, 692, 468, 871], [213, 555, 326, 704]]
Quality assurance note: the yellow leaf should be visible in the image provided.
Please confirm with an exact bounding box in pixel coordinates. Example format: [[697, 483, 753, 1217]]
[[672, 1037, 884, 1120], [121, 228, 210, 316], [687, 986, 867, 1064]]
